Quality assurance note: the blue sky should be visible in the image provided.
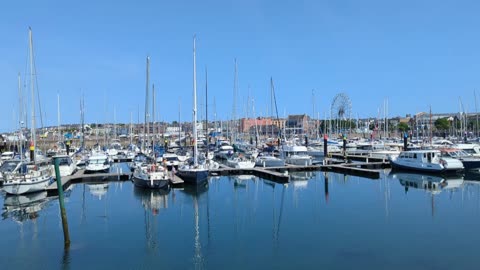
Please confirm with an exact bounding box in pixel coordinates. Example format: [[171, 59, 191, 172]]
[[1, 0, 480, 132]]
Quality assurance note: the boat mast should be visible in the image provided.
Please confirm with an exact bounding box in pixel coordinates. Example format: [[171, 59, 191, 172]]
[[152, 83, 156, 155], [57, 93, 60, 141], [29, 27, 36, 162], [143, 56, 150, 153], [18, 73, 23, 161], [232, 59, 238, 144], [80, 94, 85, 150], [205, 67, 209, 158], [475, 89, 478, 138], [193, 35, 198, 166], [178, 98, 181, 148]]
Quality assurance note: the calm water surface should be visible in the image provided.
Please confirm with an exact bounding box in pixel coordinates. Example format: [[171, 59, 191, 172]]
[[1, 167, 480, 270]]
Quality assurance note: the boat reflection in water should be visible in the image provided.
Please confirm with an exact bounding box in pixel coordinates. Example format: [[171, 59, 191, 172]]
[[290, 171, 316, 190], [391, 172, 464, 194], [133, 187, 170, 215], [87, 183, 109, 200], [2, 191, 53, 222], [231, 175, 256, 189], [181, 181, 208, 269], [133, 187, 170, 253]]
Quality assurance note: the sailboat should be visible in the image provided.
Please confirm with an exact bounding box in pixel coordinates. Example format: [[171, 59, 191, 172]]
[[133, 56, 169, 189], [177, 35, 209, 184], [2, 27, 54, 195]]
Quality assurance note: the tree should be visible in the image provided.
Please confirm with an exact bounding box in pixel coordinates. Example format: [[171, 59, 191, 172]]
[[434, 118, 450, 131], [398, 122, 409, 132]]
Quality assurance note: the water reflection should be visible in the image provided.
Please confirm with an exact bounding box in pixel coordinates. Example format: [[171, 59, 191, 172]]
[[391, 172, 463, 194], [133, 187, 169, 215], [87, 183, 108, 200], [2, 191, 53, 223], [133, 187, 170, 254], [181, 182, 209, 270], [290, 171, 316, 190]]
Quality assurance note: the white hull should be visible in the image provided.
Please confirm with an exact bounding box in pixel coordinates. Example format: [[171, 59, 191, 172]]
[[2, 174, 52, 195], [285, 155, 313, 166], [226, 159, 255, 169]]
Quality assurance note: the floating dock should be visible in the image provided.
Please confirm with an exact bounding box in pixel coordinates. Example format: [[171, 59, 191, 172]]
[[45, 158, 390, 196], [46, 168, 132, 196]]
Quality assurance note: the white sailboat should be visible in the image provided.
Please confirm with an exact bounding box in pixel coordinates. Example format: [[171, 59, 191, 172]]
[[133, 56, 169, 189], [2, 28, 53, 195], [177, 35, 209, 184]]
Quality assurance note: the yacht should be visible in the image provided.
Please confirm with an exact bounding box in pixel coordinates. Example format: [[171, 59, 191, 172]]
[[85, 152, 110, 174], [440, 148, 480, 171], [226, 155, 256, 169], [133, 163, 169, 189], [281, 144, 313, 166], [1, 159, 53, 195], [389, 150, 464, 174], [255, 153, 285, 167], [161, 153, 181, 170], [214, 141, 234, 160], [1, 151, 15, 162], [53, 154, 76, 177]]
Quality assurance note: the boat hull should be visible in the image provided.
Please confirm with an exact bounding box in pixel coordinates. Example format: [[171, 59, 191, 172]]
[[133, 176, 169, 189], [177, 169, 209, 184], [390, 161, 463, 175], [2, 176, 52, 195]]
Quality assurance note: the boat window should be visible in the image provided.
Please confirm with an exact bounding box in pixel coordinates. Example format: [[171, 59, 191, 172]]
[[424, 153, 426, 158], [413, 154, 417, 159]]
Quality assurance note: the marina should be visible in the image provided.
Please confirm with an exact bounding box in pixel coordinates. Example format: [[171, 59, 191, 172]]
[[2, 169, 480, 269], [1, 1, 480, 268]]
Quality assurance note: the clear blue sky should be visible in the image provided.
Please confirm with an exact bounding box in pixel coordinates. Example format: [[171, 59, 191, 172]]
[[1, 0, 480, 132]]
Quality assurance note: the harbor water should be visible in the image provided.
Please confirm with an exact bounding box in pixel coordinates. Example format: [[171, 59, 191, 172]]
[[2, 166, 480, 269]]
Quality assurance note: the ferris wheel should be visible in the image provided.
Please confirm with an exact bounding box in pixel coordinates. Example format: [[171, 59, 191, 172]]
[[330, 93, 352, 135]]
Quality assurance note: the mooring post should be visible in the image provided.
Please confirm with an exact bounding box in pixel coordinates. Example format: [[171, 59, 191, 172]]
[[29, 141, 34, 162], [54, 157, 71, 248], [343, 135, 347, 160], [66, 140, 70, 156], [323, 134, 328, 165], [324, 172, 329, 203], [403, 132, 408, 151]]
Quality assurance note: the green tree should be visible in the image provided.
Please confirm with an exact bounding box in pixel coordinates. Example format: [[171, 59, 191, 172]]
[[398, 122, 409, 132], [434, 118, 450, 131]]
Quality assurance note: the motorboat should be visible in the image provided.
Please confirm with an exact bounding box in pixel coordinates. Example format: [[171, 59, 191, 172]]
[[161, 153, 181, 170], [52, 154, 76, 176], [440, 148, 480, 171], [281, 144, 313, 166], [1, 151, 15, 162], [85, 152, 110, 174], [389, 150, 464, 174], [255, 154, 285, 167], [226, 155, 255, 169]]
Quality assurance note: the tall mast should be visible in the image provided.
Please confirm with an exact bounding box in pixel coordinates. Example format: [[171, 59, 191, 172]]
[[57, 93, 60, 141], [178, 98, 181, 148], [18, 73, 23, 161], [232, 59, 238, 143], [205, 68, 209, 158], [152, 83, 156, 153], [80, 94, 85, 150], [475, 89, 478, 138], [29, 27, 36, 162], [129, 111, 133, 145], [193, 35, 198, 166], [114, 105, 117, 140], [143, 56, 150, 153]]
